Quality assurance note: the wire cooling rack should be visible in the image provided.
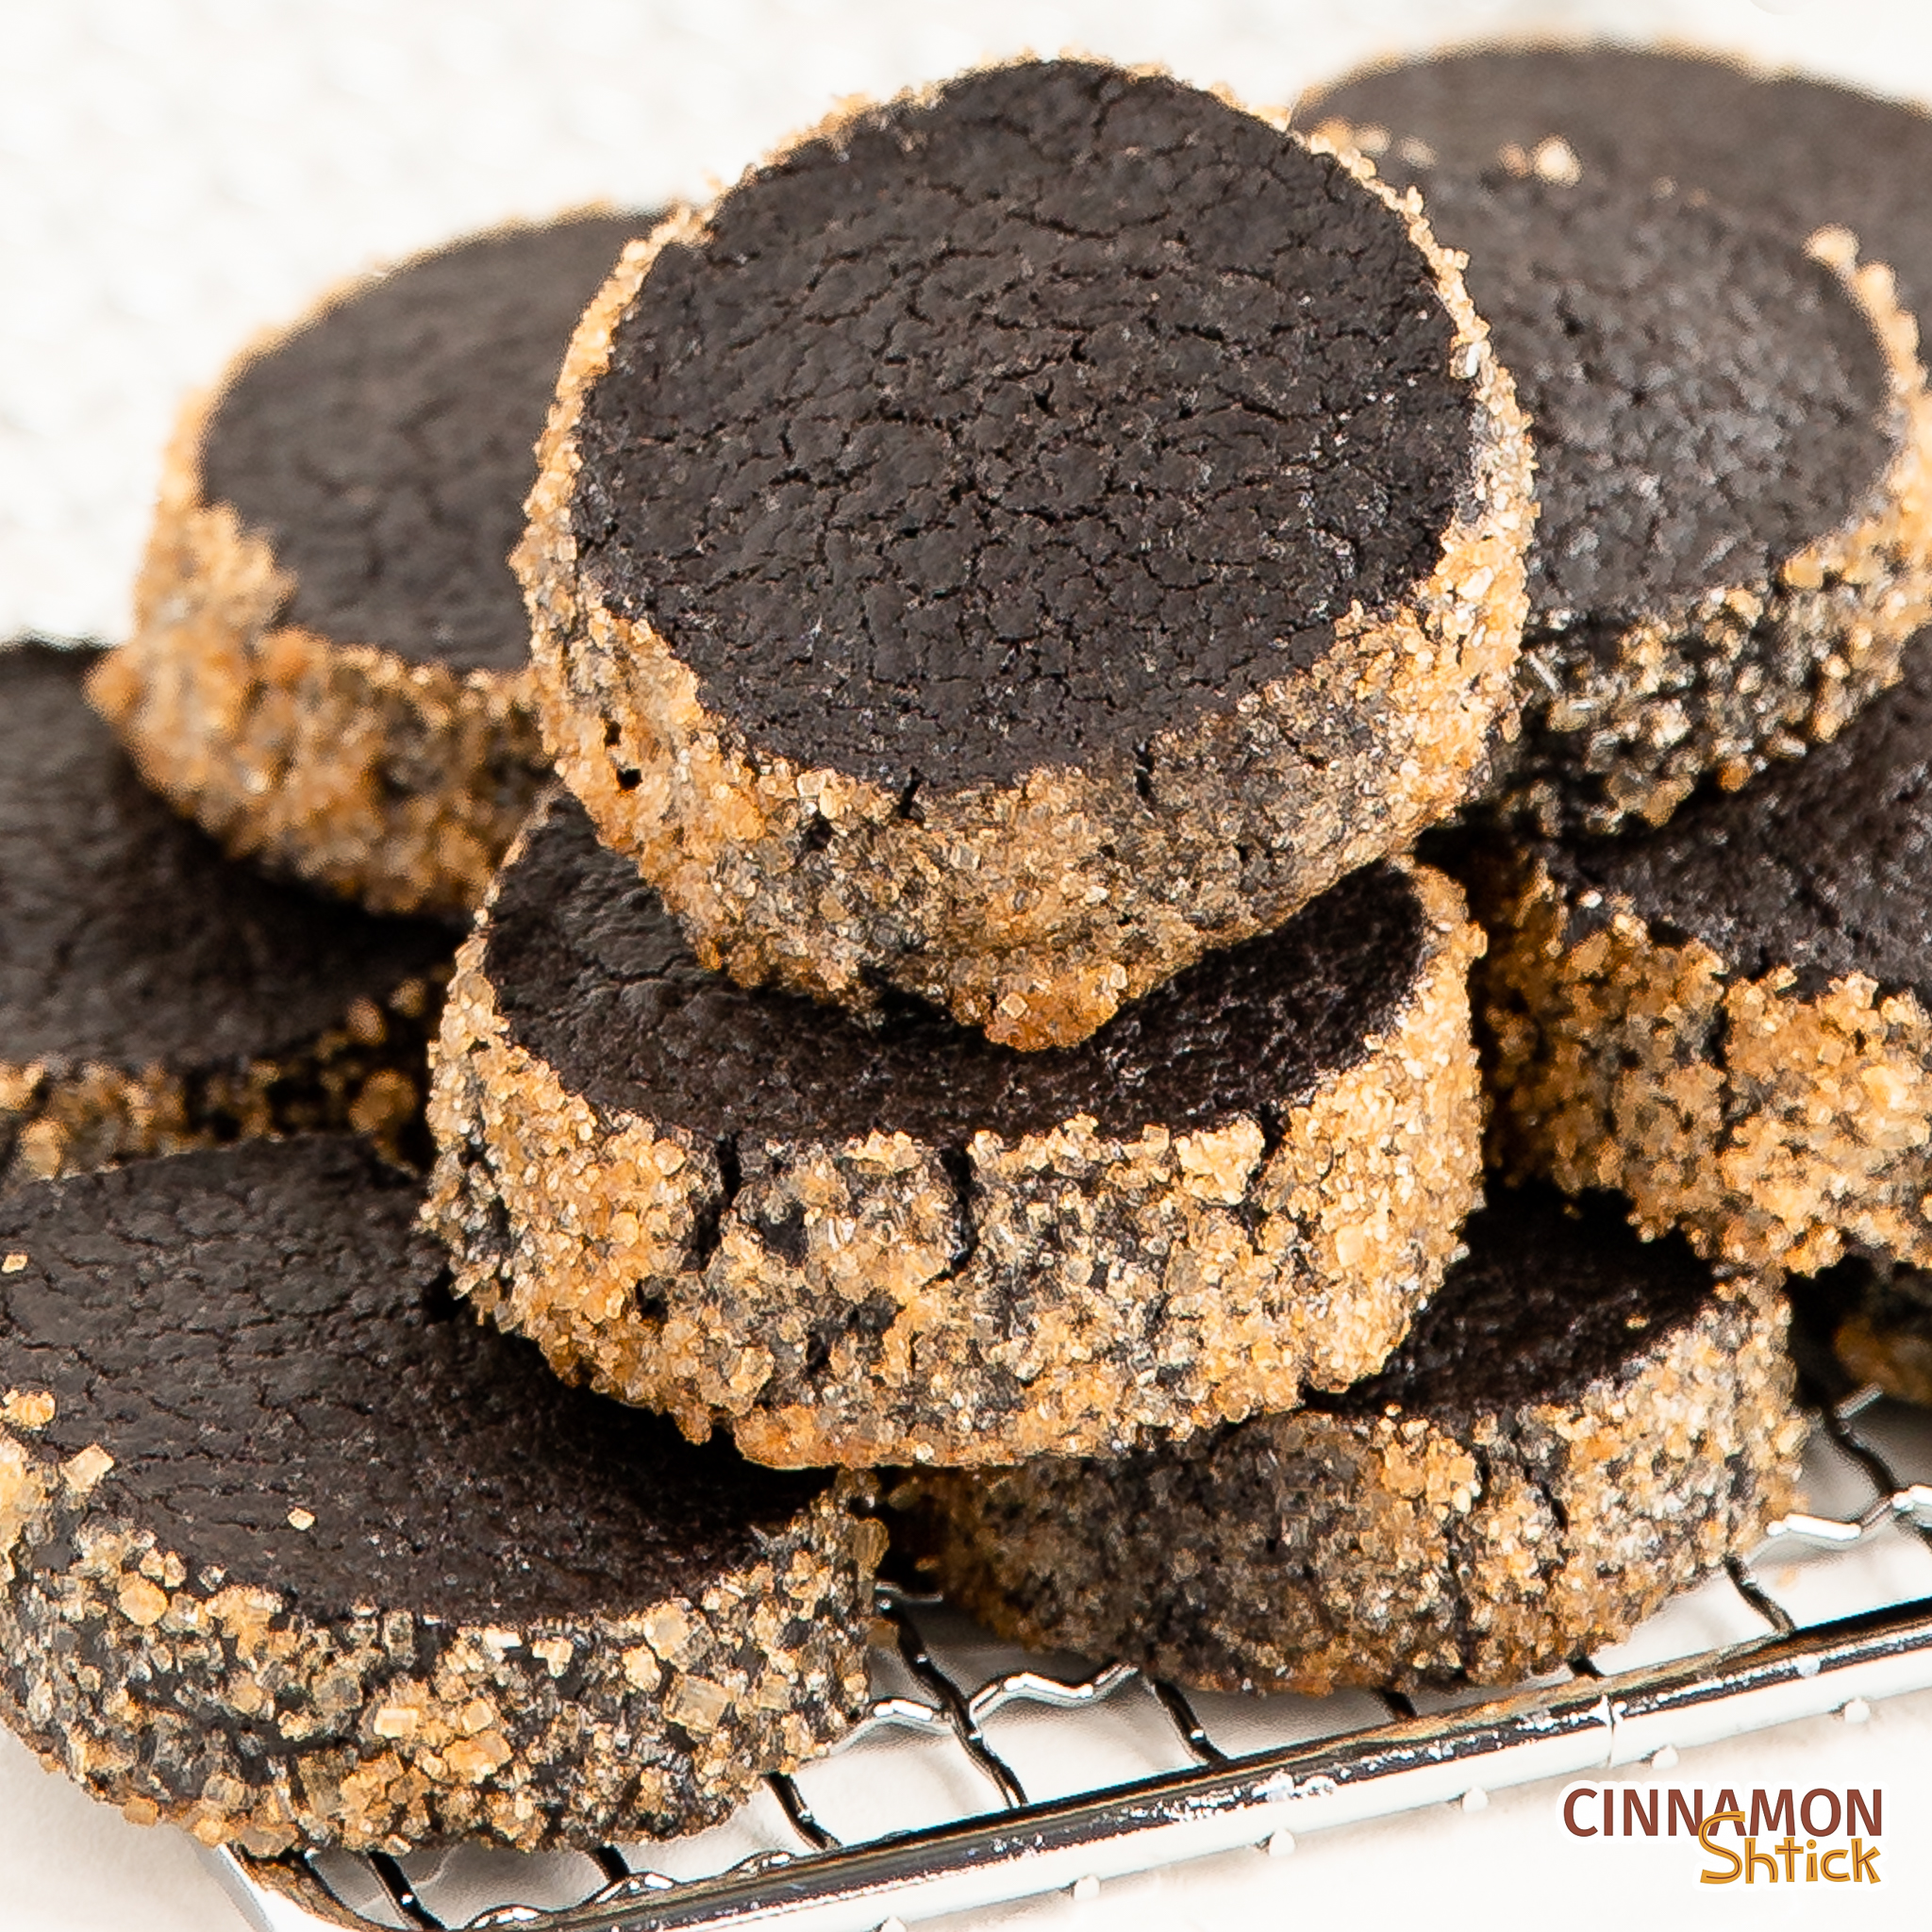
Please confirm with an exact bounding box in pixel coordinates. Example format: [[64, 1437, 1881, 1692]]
[[208, 1389, 1932, 1932]]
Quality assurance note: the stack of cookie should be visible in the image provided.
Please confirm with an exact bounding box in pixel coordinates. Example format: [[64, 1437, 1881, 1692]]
[[421, 53, 1810, 1707], [430, 58, 1535, 1474], [10, 37, 1922, 1867]]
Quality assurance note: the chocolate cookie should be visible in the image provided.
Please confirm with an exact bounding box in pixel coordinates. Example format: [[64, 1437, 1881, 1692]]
[[0, 1138, 882, 1855], [1475, 634, 1932, 1274], [92, 211, 650, 918], [425, 791, 1484, 1469], [1304, 113, 1932, 835], [899, 1184, 1802, 1694], [523, 58, 1532, 1048], [0, 640, 451, 1185]]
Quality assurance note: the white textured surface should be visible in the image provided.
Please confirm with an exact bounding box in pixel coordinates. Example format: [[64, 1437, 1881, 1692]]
[[5, 1, 1932, 1926]]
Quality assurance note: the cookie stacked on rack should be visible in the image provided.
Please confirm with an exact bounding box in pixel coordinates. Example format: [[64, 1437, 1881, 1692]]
[[15, 35, 1929, 1865], [918, 42, 1932, 1697], [431, 54, 1808, 1702]]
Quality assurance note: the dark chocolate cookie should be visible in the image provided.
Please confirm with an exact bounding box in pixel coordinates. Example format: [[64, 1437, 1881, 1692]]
[[1308, 83, 1932, 835], [0, 1138, 882, 1855], [900, 1184, 1801, 1693], [523, 58, 1531, 1048], [1474, 633, 1932, 1274], [92, 211, 651, 918], [425, 791, 1484, 1469], [0, 640, 450, 1184]]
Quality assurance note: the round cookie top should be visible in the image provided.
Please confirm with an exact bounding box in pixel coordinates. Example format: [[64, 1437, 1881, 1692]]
[[1304, 44, 1932, 343], [201, 213, 647, 674], [569, 58, 1475, 791], [485, 793, 1428, 1143], [1325, 1182, 1718, 1426], [1362, 161, 1892, 628], [0, 641, 451, 1070], [0, 1137, 837, 1624], [1543, 637, 1932, 1006]]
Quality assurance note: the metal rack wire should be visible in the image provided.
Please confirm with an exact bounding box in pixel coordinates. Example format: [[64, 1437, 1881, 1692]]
[[210, 1388, 1932, 1932]]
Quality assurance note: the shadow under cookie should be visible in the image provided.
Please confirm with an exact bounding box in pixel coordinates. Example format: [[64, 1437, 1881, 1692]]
[[1792, 1255, 1932, 1410]]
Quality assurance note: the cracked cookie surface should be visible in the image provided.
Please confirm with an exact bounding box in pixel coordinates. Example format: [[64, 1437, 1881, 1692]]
[[0, 1138, 881, 1854], [900, 1184, 1802, 1692], [0, 641, 451, 1184], [525, 57, 1531, 1046], [92, 213, 651, 917], [426, 791, 1484, 1468]]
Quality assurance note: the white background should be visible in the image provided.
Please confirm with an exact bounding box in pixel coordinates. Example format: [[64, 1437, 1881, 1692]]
[[4, 0, 1932, 1926]]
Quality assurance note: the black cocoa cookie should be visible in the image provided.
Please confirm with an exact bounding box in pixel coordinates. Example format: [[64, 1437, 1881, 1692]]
[[1475, 633, 1932, 1275], [92, 211, 650, 918], [1306, 105, 1932, 836], [0, 640, 451, 1185], [900, 1184, 1802, 1693], [523, 58, 1532, 1048], [0, 1138, 882, 1855], [425, 791, 1484, 1469]]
